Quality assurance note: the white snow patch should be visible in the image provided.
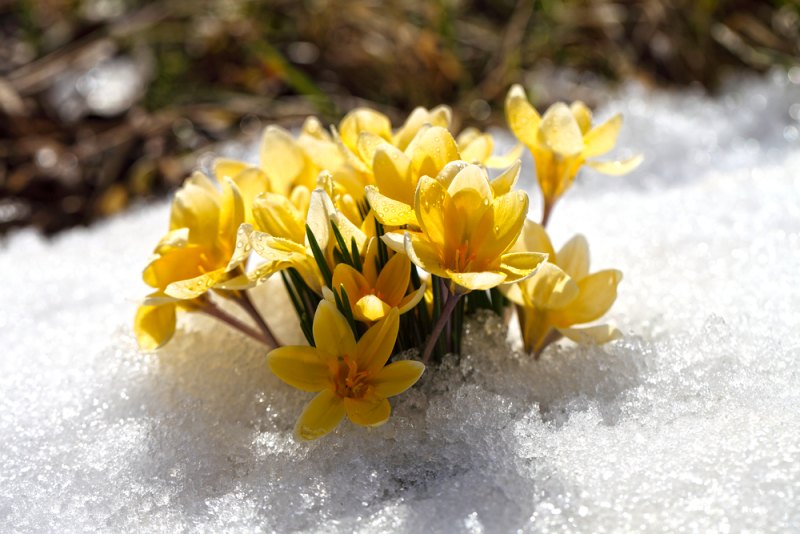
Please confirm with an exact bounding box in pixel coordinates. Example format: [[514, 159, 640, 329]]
[[2, 72, 799, 532]]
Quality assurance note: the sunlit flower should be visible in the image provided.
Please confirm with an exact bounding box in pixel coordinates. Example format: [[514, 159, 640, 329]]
[[134, 173, 245, 349], [505, 220, 622, 355], [364, 124, 525, 228], [505, 84, 642, 223], [242, 178, 368, 293], [268, 302, 425, 440], [323, 238, 426, 323], [383, 163, 546, 292]]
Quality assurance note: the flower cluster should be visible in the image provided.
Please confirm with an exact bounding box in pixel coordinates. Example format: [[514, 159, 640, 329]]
[[135, 90, 639, 440]]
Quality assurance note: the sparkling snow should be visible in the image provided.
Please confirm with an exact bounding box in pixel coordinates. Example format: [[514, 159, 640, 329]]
[[1, 71, 799, 532]]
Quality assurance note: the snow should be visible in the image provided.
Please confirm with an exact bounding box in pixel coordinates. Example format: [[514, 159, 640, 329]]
[[1, 71, 799, 533]]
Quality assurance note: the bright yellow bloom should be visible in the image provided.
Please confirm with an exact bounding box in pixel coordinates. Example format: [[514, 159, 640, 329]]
[[505, 220, 622, 355], [268, 302, 425, 440], [323, 238, 426, 323], [383, 163, 546, 291], [134, 172, 245, 349], [240, 179, 368, 294], [505, 84, 642, 221], [364, 124, 526, 228]]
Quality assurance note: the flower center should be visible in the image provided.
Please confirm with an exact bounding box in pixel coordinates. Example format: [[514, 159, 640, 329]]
[[332, 355, 370, 399], [450, 241, 478, 272]]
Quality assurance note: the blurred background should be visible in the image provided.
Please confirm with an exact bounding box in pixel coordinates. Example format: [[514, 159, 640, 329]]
[[1, 0, 798, 236]]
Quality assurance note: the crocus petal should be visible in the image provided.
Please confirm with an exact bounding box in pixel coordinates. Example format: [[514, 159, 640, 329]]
[[259, 126, 310, 194], [582, 114, 622, 158], [501, 281, 525, 306], [558, 269, 622, 324], [527, 262, 579, 309], [356, 131, 386, 167], [344, 396, 391, 427], [479, 189, 528, 259], [459, 131, 493, 164], [355, 294, 392, 323], [512, 219, 555, 259], [500, 251, 548, 282], [365, 186, 418, 227], [505, 84, 540, 146], [215, 261, 282, 290], [339, 108, 392, 152], [446, 270, 506, 291], [539, 103, 584, 157], [217, 178, 245, 246], [570, 101, 593, 134], [485, 144, 524, 170], [225, 167, 270, 225], [375, 252, 411, 305], [332, 263, 371, 304], [225, 223, 254, 271], [435, 160, 471, 189], [398, 284, 426, 313], [381, 231, 406, 254], [249, 231, 307, 262], [253, 192, 306, 243], [134, 301, 176, 350], [142, 292, 179, 306], [372, 360, 425, 398], [446, 163, 493, 199], [558, 324, 622, 345], [313, 300, 357, 359], [361, 237, 380, 285], [393, 105, 452, 151], [268, 346, 330, 392], [415, 176, 448, 249], [169, 172, 220, 244], [295, 389, 346, 441], [410, 126, 460, 181], [305, 186, 332, 251], [489, 159, 521, 196], [355, 307, 400, 373], [213, 158, 249, 182], [164, 268, 225, 299], [557, 234, 590, 280], [372, 145, 414, 205], [153, 227, 189, 255], [404, 232, 448, 278], [587, 155, 643, 176], [142, 245, 207, 289]]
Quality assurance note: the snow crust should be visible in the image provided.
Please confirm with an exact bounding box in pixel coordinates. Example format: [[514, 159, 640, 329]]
[[2, 71, 799, 532]]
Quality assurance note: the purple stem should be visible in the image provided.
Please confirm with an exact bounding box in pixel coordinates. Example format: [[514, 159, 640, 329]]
[[422, 290, 463, 364]]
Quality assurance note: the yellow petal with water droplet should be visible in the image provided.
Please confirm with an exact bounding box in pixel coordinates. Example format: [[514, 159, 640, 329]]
[[505, 84, 541, 147], [587, 155, 643, 175], [295, 389, 345, 441], [582, 114, 622, 158], [539, 103, 584, 157]]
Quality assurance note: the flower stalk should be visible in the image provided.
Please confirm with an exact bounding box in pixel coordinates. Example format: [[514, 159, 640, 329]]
[[194, 298, 272, 346], [422, 286, 464, 364]]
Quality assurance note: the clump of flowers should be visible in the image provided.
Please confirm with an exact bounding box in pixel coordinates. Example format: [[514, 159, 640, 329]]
[[135, 94, 640, 440]]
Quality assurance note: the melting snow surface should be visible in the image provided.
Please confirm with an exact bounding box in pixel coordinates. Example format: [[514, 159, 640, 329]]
[[2, 72, 800, 533]]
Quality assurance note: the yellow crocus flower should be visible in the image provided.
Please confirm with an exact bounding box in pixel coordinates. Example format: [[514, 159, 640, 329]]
[[268, 302, 425, 440], [505, 220, 623, 356], [323, 238, 426, 323], [243, 179, 368, 294], [383, 163, 546, 292], [505, 84, 642, 225], [134, 172, 245, 349], [364, 124, 525, 228]]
